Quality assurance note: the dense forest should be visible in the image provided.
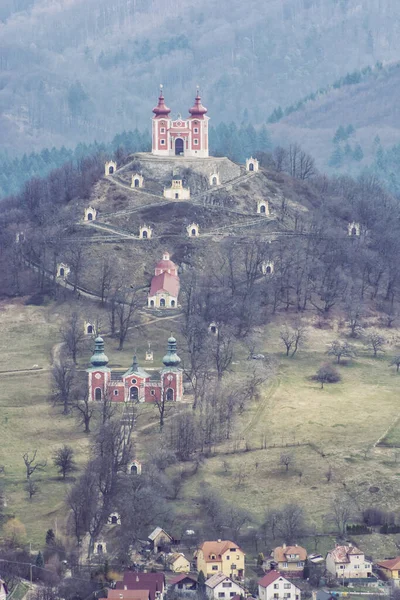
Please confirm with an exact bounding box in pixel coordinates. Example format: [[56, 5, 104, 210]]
[[1, 0, 400, 154]]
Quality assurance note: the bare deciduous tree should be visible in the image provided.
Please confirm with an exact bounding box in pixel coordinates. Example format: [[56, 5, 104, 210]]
[[326, 495, 353, 536], [25, 479, 39, 500], [60, 312, 85, 364], [327, 340, 356, 364], [389, 355, 400, 373], [279, 324, 307, 357], [111, 289, 141, 350], [365, 330, 386, 357], [98, 258, 114, 305], [51, 359, 77, 415], [280, 453, 294, 472], [73, 388, 95, 433], [22, 450, 47, 480], [276, 503, 306, 543]]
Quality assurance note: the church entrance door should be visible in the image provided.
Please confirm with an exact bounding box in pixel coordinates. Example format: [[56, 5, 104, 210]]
[[175, 138, 184, 156], [130, 386, 138, 401]]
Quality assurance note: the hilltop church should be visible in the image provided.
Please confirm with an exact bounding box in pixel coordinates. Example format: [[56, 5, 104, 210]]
[[152, 86, 209, 157]]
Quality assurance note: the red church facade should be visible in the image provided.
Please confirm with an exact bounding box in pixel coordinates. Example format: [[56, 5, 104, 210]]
[[87, 336, 183, 403], [152, 86, 209, 158]]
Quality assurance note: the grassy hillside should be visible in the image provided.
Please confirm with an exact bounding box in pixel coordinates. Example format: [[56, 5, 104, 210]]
[[1, 0, 400, 154]]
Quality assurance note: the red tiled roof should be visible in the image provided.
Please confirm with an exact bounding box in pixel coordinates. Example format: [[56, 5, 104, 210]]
[[108, 590, 150, 600], [328, 545, 363, 564], [377, 557, 400, 570], [198, 540, 244, 562], [258, 571, 284, 588], [273, 545, 307, 562], [149, 272, 180, 297], [169, 574, 197, 586], [116, 572, 165, 600]]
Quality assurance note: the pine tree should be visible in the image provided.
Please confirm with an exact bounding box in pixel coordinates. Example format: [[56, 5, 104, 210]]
[[353, 144, 364, 162], [344, 143, 352, 156], [46, 528, 56, 545], [36, 551, 44, 568], [333, 126, 347, 144], [258, 125, 272, 152], [329, 146, 344, 168], [346, 124, 355, 137], [198, 570, 206, 590]]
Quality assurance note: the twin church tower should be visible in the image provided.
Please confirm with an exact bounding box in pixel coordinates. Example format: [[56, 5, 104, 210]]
[[152, 86, 209, 158]]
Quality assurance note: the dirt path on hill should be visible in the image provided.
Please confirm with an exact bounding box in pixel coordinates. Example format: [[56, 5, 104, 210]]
[[240, 374, 281, 438]]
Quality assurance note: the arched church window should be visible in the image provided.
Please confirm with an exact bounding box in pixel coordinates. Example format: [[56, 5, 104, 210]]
[[95, 388, 102, 401]]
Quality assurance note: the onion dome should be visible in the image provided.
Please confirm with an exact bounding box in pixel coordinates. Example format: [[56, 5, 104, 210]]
[[90, 336, 109, 368], [153, 85, 171, 118], [163, 336, 181, 369], [189, 88, 208, 117]]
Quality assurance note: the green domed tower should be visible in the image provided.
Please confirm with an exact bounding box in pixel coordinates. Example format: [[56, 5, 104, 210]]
[[89, 336, 109, 368], [161, 335, 183, 401], [86, 336, 111, 401], [162, 335, 181, 370]]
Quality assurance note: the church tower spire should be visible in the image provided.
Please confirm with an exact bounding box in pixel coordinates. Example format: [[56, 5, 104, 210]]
[[152, 84, 171, 118], [189, 87, 208, 118]]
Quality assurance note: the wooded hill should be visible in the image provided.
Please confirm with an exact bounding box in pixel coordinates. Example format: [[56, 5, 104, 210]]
[[269, 61, 400, 176], [1, 147, 400, 337], [1, 0, 400, 154]]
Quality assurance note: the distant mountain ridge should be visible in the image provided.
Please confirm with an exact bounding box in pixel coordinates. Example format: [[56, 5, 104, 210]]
[[270, 61, 400, 174], [1, 0, 400, 154]]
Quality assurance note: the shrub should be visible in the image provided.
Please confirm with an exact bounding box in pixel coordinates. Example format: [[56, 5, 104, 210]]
[[312, 363, 341, 388], [25, 292, 46, 306]]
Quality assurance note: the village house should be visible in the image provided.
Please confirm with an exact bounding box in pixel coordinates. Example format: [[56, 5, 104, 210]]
[[271, 545, 307, 577], [195, 540, 245, 580], [148, 527, 173, 554], [376, 557, 400, 586], [87, 335, 183, 403], [326, 545, 373, 582], [115, 572, 165, 600], [205, 573, 245, 600], [167, 553, 191, 573], [258, 571, 301, 600], [168, 574, 198, 593], [148, 252, 180, 309]]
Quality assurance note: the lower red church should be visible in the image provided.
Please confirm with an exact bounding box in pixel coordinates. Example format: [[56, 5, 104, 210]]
[[87, 336, 183, 403]]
